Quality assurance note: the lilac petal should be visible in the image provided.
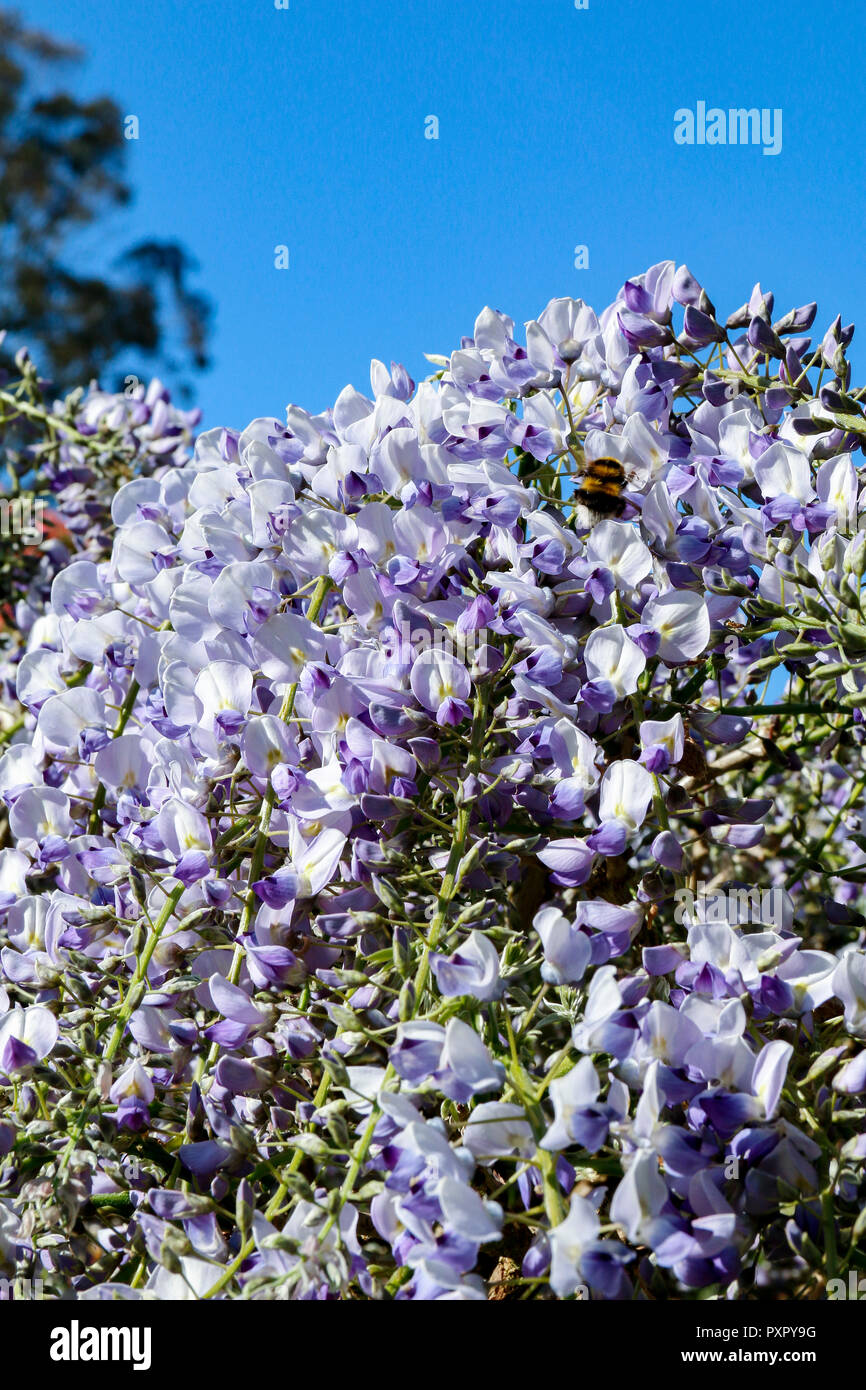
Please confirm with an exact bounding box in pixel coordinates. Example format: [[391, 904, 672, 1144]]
[[253, 866, 299, 909], [1, 1036, 36, 1073], [208, 974, 264, 1025]]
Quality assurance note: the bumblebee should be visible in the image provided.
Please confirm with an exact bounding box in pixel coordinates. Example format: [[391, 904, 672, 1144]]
[[573, 456, 630, 520]]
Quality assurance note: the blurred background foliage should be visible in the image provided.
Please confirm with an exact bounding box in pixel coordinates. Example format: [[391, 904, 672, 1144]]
[[0, 7, 211, 398]]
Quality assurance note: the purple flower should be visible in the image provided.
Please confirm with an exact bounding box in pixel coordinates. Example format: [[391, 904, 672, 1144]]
[[430, 931, 501, 1002]]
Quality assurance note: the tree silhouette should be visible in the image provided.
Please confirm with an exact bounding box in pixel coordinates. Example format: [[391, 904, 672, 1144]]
[[0, 8, 211, 395]]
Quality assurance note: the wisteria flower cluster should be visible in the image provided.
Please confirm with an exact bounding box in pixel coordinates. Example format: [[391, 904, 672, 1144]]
[[1, 262, 866, 1301]]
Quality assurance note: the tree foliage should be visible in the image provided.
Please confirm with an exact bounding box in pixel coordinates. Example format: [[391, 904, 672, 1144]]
[[0, 8, 211, 394]]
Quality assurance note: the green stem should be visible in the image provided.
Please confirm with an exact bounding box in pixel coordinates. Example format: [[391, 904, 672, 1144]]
[[59, 881, 185, 1173], [198, 576, 332, 1101], [822, 1186, 839, 1282], [0, 390, 97, 445], [412, 687, 489, 1004], [203, 685, 490, 1298], [88, 677, 141, 833], [103, 882, 186, 1063]]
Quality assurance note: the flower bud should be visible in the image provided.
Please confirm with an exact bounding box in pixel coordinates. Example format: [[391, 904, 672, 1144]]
[[844, 530, 866, 576], [236, 1179, 254, 1242]]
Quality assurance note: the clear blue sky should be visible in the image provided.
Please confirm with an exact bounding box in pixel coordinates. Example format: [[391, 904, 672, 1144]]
[[25, 0, 865, 429]]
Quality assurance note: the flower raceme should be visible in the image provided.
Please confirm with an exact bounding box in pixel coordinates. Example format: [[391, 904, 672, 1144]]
[[0, 264, 865, 1300]]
